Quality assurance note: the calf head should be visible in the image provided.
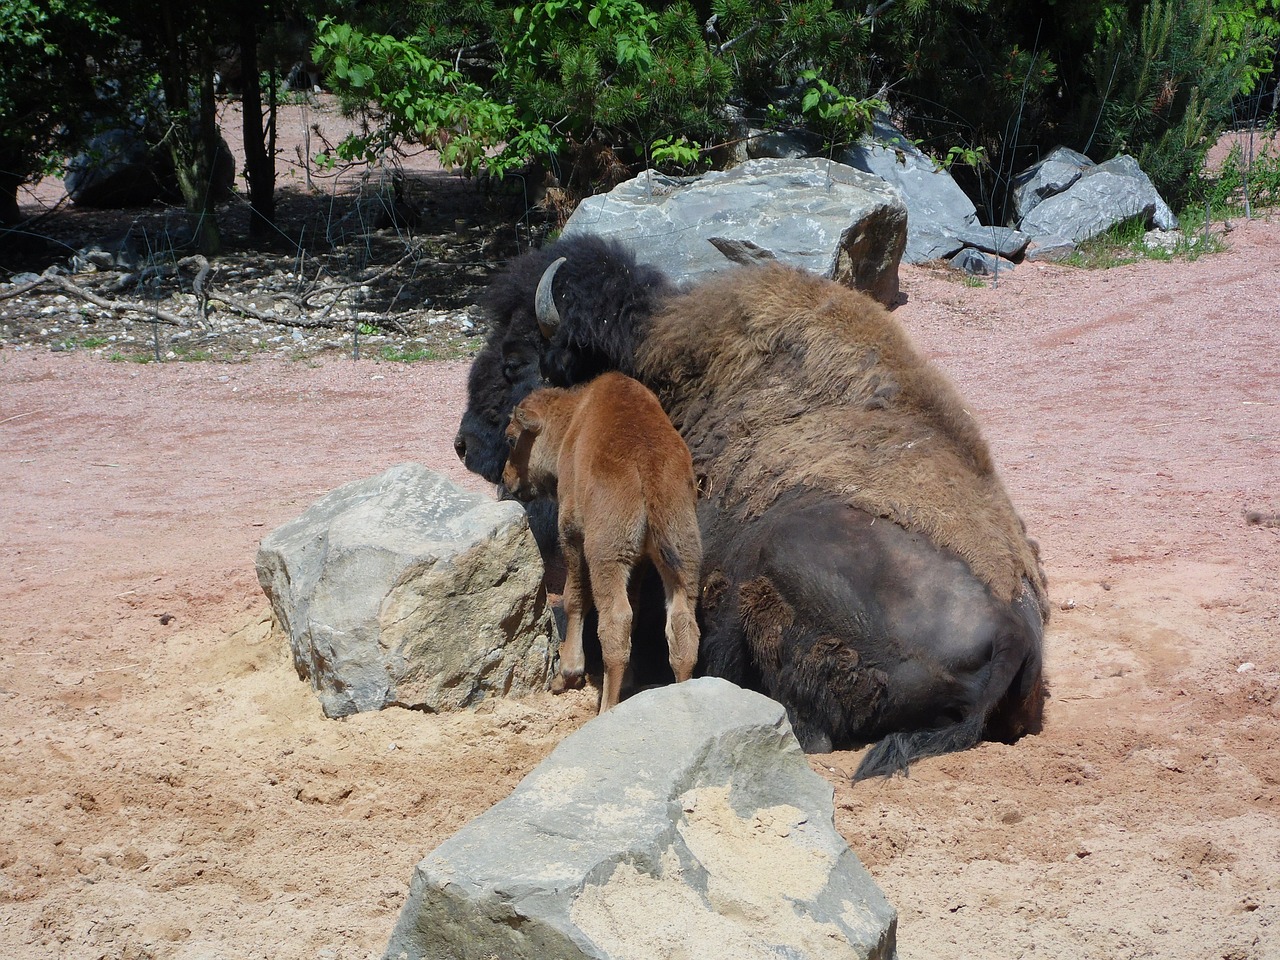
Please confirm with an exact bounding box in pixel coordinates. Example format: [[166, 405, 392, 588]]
[[501, 391, 563, 501]]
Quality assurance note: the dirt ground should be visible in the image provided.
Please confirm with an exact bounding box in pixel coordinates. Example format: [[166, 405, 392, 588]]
[[2, 101, 1279, 960]]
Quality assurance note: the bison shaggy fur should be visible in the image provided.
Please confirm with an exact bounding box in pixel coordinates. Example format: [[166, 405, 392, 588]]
[[461, 235, 1049, 779]]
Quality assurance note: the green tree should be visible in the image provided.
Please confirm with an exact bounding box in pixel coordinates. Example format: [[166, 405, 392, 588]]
[[90, 0, 333, 251], [0, 0, 120, 226], [1081, 0, 1262, 206], [314, 0, 889, 196], [857, 0, 1275, 218]]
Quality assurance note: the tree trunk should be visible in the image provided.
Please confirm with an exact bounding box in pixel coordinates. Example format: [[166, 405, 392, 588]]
[[0, 172, 21, 227], [240, 17, 277, 241], [192, 45, 223, 256], [157, 2, 221, 256]]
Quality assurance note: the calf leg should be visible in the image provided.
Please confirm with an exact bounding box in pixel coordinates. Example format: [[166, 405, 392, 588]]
[[553, 529, 589, 693], [589, 560, 633, 712], [652, 526, 701, 684], [664, 591, 700, 683]]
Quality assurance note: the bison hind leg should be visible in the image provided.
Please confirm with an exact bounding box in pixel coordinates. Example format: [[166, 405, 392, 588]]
[[853, 715, 985, 780]]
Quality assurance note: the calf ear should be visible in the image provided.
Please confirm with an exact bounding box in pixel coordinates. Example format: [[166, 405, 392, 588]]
[[514, 404, 544, 434]]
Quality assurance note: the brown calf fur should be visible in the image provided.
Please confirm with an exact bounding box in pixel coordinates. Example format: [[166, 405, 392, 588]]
[[503, 372, 702, 712]]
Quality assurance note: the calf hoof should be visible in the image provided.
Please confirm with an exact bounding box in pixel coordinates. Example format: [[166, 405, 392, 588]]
[[551, 670, 585, 694]]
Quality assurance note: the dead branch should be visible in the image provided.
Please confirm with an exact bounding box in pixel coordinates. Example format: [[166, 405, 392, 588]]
[[0, 275, 49, 302], [39, 267, 188, 327], [7, 246, 419, 337]]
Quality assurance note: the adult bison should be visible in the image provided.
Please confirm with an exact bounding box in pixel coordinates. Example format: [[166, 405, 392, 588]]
[[454, 234, 1049, 779]]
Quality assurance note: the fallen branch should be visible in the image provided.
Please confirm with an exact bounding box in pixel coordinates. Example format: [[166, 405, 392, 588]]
[[39, 267, 187, 327], [0, 274, 51, 302], [9, 247, 418, 338]]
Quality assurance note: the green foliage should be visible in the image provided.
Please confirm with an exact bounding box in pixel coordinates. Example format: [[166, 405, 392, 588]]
[[375, 343, 440, 361], [708, 0, 870, 103], [10, 0, 1273, 233], [1083, 0, 1254, 207], [0, 0, 122, 221], [941, 144, 989, 172], [1190, 134, 1280, 215], [797, 70, 885, 147], [1063, 212, 1223, 268], [649, 135, 705, 172], [848, 0, 1274, 220], [313, 17, 553, 176], [499, 0, 731, 183], [1214, 0, 1280, 95], [316, 0, 890, 193]]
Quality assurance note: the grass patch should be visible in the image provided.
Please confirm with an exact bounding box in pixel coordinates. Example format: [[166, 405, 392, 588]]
[[57, 335, 111, 351], [1192, 134, 1280, 219], [376, 344, 441, 363], [1063, 216, 1148, 269], [1061, 213, 1224, 269]]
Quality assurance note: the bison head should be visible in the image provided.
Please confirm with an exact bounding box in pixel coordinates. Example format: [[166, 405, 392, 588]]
[[529, 235, 674, 387], [455, 234, 674, 483]]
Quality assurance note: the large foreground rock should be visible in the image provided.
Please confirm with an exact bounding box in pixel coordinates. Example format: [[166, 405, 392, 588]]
[[255, 463, 555, 718], [383, 677, 897, 960], [562, 158, 907, 306]]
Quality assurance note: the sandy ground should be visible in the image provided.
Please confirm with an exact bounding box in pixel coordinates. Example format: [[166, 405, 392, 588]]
[[2, 103, 1279, 959]]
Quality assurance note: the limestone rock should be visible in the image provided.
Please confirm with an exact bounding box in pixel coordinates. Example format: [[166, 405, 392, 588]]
[[837, 117, 978, 265], [1009, 146, 1094, 222], [562, 158, 907, 306], [1015, 150, 1178, 245], [383, 677, 897, 960], [255, 462, 555, 718]]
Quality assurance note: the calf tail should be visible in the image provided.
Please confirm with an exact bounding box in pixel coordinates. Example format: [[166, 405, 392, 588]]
[[853, 618, 1041, 781]]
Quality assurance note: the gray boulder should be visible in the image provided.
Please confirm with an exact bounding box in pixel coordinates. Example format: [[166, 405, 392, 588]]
[[1024, 235, 1078, 263], [561, 158, 908, 306], [1016, 150, 1178, 245], [837, 117, 980, 265], [950, 247, 1016, 277], [65, 123, 236, 209], [950, 224, 1031, 260], [383, 677, 898, 960], [747, 126, 825, 161], [255, 462, 555, 718], [65, 129, 160, 208], [1009, 145, 1093, 221]]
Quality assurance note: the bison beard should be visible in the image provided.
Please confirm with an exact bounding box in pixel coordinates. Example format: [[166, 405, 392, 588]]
[[458, 235, 1049, 780]]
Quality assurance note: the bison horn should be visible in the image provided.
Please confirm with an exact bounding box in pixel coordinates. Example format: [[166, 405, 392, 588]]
[[535, 256, 566, 339]]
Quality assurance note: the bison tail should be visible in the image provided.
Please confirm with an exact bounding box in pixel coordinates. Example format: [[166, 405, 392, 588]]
[[852, 715, 985, 781], [854, 608, 1043, 781]]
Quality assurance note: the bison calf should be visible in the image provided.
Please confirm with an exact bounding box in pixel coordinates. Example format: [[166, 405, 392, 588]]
[[502, 371, 702, 712]]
